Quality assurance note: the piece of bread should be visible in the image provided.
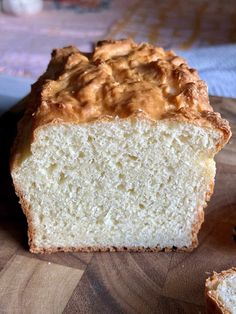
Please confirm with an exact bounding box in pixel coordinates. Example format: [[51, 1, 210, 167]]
[[206, 268, 236, 314], [10, 39, 231, 253]]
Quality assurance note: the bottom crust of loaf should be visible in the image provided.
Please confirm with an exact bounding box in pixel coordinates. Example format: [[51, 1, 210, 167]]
[[29, 244, 196, 254]]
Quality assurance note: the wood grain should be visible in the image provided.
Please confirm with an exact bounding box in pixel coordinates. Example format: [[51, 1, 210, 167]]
[[0, 255, 83, 314], [0, 96, 235, 313]]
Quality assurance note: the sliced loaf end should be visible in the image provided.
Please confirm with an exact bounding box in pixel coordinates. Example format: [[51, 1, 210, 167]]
[[12, 117, 224, 253], [206, 268, 236, 314], [10, 39, 231, 253]]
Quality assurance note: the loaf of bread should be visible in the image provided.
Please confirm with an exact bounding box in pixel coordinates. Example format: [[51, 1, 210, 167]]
[[11, 39, 231, 253], [206, 268, 236, 314]]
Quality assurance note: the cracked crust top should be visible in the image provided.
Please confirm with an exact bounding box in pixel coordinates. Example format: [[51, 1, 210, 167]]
[[23, 39, 230, 138], [11, 38, 231, 174]]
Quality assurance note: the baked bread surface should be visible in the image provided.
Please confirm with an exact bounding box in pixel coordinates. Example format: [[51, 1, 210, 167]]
[[11, 39, 231, 253], [15, 39, 229, 135], [205, 268, 236, 314]]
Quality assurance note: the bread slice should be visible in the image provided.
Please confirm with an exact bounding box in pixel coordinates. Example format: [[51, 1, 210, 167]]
[[206, 268, 236, 314], [10, 39, 231, 253]]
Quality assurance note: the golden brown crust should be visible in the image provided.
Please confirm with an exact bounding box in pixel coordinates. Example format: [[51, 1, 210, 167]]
[[30, 243, 196, 254], [205, 268, 236, 314], [10, 39, 231, 254], [14, 39, 231, 130], [30, 38, 226, 130], [10, 39, 231, 171]]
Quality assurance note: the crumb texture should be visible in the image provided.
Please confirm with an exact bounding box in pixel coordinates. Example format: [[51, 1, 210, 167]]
[[216, 273, 236, 314], [13, 119, 220, 250]]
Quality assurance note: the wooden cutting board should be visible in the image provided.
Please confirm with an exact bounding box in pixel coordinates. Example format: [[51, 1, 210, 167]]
[[0, 96, 235, 314]]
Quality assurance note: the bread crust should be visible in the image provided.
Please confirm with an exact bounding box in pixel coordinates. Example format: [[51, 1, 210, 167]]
[[30, 245, 195, 254], [10, 39, 231, 254], [10, 39, 231, 171], [205, 268, 236, 314]]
